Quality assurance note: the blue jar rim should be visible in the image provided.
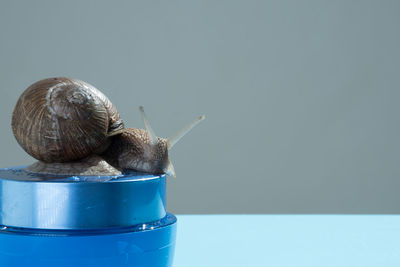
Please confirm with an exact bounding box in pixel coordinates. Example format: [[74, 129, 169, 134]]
[[0, 166, 166, 183], [0, 213, 176, 236]]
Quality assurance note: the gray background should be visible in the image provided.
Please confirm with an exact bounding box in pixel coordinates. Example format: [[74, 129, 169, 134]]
[[0, 0, 399, 214]]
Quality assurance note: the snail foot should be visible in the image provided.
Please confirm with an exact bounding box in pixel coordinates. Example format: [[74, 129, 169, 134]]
[[25, 155, 122, 176]]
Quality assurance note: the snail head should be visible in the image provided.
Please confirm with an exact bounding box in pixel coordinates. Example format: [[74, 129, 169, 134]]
[[106, 106, 205, 177]]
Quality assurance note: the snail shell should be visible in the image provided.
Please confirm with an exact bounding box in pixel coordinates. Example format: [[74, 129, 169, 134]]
[[11, 77, 124, 163]]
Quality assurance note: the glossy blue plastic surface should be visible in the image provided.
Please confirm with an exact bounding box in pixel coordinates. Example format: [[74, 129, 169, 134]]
[[0, 167, 177, 267], [0, 167, 167, 229], [0, 214, 177, 267]]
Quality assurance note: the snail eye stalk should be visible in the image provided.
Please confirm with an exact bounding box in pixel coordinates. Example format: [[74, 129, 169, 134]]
[[138, 106, 205, 178], [139, 106, 158, 146], [167, 115, 205, 150]]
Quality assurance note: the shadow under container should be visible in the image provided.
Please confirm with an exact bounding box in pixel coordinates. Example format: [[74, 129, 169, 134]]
[[0, 167, 177, 267]]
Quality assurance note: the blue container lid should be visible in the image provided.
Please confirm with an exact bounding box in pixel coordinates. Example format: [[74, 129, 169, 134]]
[[0, 167, 167, 230]]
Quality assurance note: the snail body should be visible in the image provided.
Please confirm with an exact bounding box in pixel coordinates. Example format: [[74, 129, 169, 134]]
[[103, 128, 169, 174], [11, 77, 204, 177]]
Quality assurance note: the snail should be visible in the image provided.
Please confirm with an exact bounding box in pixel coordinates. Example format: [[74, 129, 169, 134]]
[[11, 77, 205, 176]]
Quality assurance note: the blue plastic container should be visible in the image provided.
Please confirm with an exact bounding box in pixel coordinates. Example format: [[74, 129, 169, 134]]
[[0, 167, 177, 267]]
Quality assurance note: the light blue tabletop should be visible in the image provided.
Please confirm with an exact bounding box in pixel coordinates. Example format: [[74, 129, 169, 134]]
[[174, 215, 400, 267]]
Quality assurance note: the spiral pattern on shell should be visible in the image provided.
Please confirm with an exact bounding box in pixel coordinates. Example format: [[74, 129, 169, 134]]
[[11, 77, 124, 163]]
